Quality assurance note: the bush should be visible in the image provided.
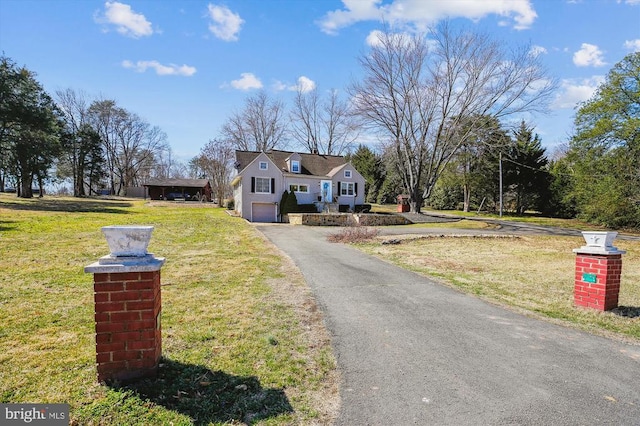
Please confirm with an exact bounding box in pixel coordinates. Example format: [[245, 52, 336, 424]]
[[279, 190, 290, 215], [284, 190, 298, 213], [226, 199, 234, 210], [327, 225, 379, 243], [355, 204, 372, 213], [296, 204, 319, 213]]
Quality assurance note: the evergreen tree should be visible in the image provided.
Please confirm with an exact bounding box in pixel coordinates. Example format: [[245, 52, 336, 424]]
[[284, 189, 298, 213], [279, 190, 289, 215], [0, 55, 62, 197], [503, 121, 549, 214], [348, 145, 386, 203]]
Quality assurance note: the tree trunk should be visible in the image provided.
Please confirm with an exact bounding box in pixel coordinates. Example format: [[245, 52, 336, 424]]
[[20, 174, 33, 198], [410, 189, 423, 213], [37, 175, 44, 198], [463, 183, 471, 212]]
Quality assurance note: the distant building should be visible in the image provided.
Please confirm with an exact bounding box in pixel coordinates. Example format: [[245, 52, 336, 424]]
[[143, 179, 212, 201]]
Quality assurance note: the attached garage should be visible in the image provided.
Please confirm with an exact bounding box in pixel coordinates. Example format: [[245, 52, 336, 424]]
[[251, 203, 277, 223]]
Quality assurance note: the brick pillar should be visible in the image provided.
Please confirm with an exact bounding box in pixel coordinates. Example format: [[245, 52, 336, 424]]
[[574, 253, 623, 311], [92, 270, 162, 382], [573, 232, 625, 312], [86, 226, 165, 383]]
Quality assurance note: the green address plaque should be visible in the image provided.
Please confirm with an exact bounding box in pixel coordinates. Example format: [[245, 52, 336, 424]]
[[582, 273, 597, 283]]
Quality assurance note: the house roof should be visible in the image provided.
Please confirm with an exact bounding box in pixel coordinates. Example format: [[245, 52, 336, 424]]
[[144, 179, 210, 188], [235, 150, 349, 177]]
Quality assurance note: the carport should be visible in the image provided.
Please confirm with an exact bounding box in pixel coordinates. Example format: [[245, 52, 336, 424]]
[[144, 179, 212, 201]]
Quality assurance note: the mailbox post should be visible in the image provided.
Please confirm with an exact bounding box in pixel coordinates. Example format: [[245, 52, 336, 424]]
[[573, 231, 625, 311]]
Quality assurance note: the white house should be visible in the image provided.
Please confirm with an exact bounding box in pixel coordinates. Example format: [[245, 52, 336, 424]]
[[230, 150, 366, 222]]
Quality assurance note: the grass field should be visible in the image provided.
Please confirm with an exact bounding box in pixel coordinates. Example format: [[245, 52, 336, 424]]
[[355, 233, 640, 341], [0, 194, 338, 425]]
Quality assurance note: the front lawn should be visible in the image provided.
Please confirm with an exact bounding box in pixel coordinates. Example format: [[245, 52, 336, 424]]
[[0, 194, 337, 425], [356, 233, 640, 341]]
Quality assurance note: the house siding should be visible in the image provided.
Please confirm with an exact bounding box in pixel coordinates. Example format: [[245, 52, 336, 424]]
[[234, 150, 366, 221], [234, 153, 283, 220]]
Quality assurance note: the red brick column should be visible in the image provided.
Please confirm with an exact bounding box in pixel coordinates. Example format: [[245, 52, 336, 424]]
[[93, 270, 162, 383], [574, 253, 623, 311], [86, 249, 164, 383]]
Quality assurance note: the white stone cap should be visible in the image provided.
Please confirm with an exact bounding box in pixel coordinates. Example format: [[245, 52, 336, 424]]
[[573, 247, 626, 255], [574, 231, 626, 255], [85, 254, 166, 274]]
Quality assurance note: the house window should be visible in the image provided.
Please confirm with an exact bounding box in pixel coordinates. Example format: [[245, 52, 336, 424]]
[[340, 182, 355, 196], [291, 160, 300, 173], [289, 184, 309, 193], [344, 170, 352, 178], [255, 177, 271, 193], [259, 161, 268, 170]]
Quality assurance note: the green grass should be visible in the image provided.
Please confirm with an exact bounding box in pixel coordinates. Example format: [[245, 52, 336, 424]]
[[0, 194, 337, 425], [356, 234, 640, 341]]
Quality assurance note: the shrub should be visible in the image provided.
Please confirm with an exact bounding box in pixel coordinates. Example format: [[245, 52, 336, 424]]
[[355, 204, 372, 213], [296, 204, 319, 213], [279, 190, 290, 215], [284, 190, 298, 213], [226, 199, 234, 210], [327, 225, 379, 243]]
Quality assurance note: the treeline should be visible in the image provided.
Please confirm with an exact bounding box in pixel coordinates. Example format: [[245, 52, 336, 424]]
[[2, 39, 637, 230], [347, 52, 639, 229], [0, 55, 181, 197]]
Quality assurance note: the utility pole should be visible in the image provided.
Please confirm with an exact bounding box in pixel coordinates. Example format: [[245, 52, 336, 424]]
[[499, 152, 503, 218]]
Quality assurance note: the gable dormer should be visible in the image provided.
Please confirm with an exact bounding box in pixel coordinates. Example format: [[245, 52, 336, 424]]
[[286, 152, 302, 174]]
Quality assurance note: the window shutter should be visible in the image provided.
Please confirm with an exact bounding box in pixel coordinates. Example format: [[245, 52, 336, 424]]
[[337, 181, 341, 196], [251, 177, 255, 193], [355, 182, 358, 197], [271, 178, 275, 194]]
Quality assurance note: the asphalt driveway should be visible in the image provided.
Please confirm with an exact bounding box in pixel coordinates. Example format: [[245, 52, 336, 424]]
[[257, 224, 640, 425]]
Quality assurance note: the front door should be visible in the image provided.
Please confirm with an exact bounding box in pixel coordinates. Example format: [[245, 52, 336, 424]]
[[321, 180, 333, 203]]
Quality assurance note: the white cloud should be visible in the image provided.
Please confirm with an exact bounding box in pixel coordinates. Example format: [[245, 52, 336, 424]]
[[318, 0, 537, 35], [229, 73, 263, 90], [95, 1, 154, 38], [573, 43, 606, 67], [529, 45, 548, 57], [122, 60, 196, 76], [618, 0, 640, 4], [552, 76, 604, 109], [294, 76, 317, 93], [207, 4, 244, 41], [273, 76, 317, 93], [624, 39, 640, 52]]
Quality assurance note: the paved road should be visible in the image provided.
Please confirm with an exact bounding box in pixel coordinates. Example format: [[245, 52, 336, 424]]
[[396, 212, 640, 241], [257, 224, 640, 425]]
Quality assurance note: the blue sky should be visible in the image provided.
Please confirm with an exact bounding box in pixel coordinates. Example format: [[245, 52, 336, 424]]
[[1, 0, 639, 162]]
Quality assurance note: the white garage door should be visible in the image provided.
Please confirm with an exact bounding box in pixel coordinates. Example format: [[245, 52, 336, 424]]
[[252, 203, 277, 222]]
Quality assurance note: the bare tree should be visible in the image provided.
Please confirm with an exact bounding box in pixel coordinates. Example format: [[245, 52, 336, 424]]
[[350, 24, 556, 212], [290, 87, 359, 155], [192, 138, 234, 204], [221, 91, 288, 151], [55, 88, 106, 196], [88, 99, 168, 194]]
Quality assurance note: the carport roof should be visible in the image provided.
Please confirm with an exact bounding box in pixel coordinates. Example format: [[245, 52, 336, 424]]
[[144, 179, 210, 187]]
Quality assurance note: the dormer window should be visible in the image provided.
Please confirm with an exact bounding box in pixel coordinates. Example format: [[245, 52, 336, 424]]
[[259, 161, 268, 170], [291, 160, 300, 173], [344, 170, 352, 178]]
